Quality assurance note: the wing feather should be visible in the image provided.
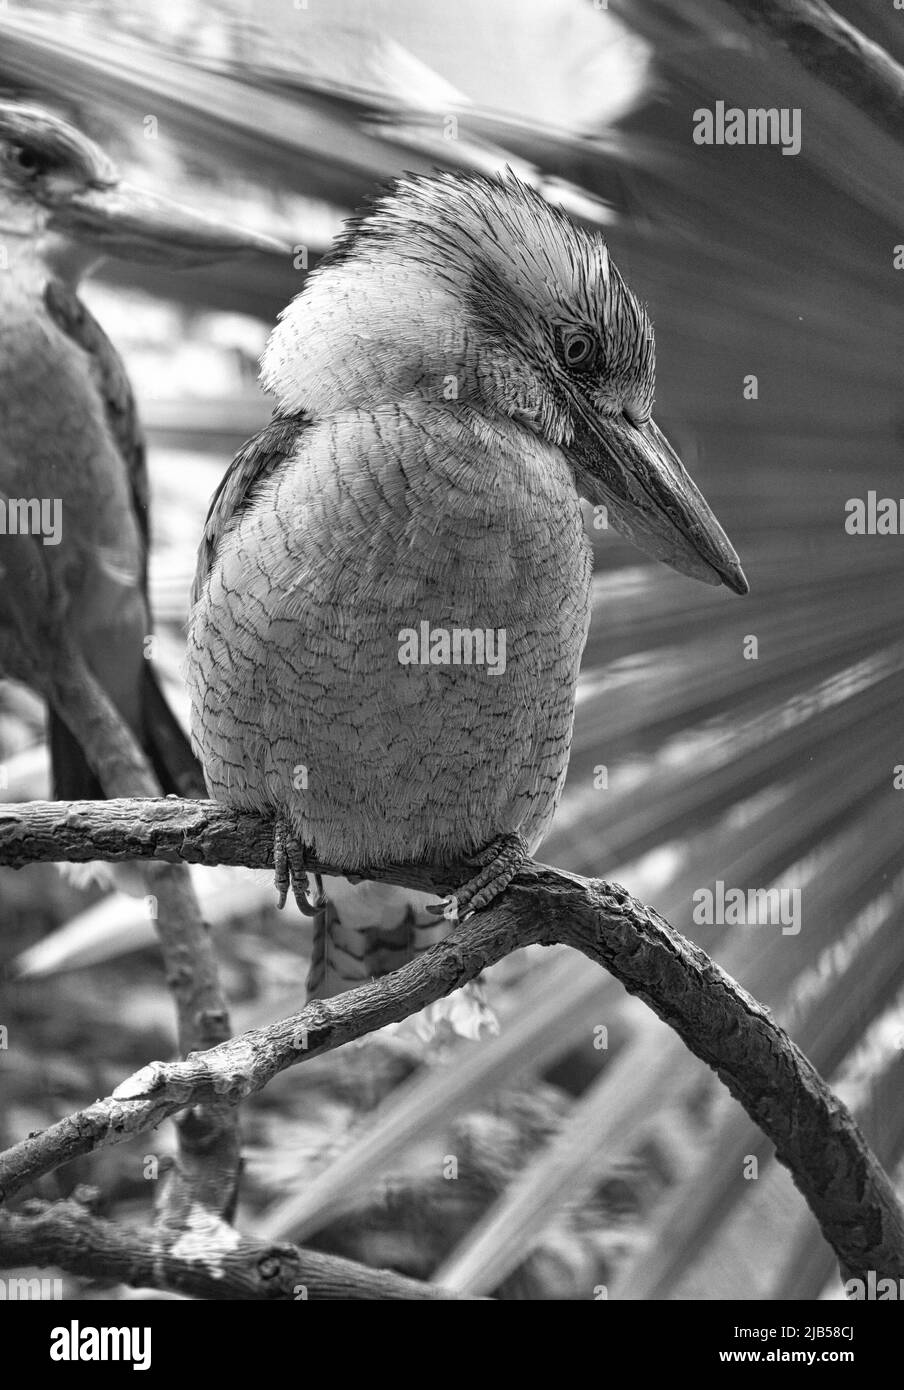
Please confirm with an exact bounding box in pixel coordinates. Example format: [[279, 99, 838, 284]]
[[192, 412, 309, 604], [43, 278, 149, 569]]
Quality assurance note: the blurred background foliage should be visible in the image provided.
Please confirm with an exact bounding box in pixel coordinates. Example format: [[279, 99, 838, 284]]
[[0, 0, 902, 1300]]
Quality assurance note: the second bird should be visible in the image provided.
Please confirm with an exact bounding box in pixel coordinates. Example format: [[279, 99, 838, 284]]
[[0, 102, 282, 799]]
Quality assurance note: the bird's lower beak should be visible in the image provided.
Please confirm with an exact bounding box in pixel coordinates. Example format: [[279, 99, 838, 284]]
[[48, 181, 287, 265], [570, 409, 749, 595]]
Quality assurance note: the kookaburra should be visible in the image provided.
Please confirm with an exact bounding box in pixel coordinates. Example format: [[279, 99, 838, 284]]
[[0, 102, 280, 797], [187, 172, 747, 991]]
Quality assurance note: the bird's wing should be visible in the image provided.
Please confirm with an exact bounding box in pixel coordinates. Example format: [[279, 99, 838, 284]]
[[42, 279, 150, 574], [191, 411, 310, 606], [42, 279, 206, 799]]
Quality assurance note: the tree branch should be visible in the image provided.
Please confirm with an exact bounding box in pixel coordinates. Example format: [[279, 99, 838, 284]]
[[0, 641, 241, 1222], [0, 1201, 482, 1300], [1, 794, 903, 1283]]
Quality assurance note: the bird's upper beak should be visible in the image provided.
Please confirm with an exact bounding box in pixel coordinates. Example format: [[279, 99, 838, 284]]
[[569, 403, 749, 595], [46, 180, 288, 266]]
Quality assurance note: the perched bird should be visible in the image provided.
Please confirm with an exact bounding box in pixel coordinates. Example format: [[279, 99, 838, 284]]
[[0, 102, 282, 798], [187, 172, 747, 995]]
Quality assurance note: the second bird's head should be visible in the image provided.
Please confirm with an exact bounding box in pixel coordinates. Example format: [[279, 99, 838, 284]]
[[263, 170, 747, 595], [0, 101, 284, 280]]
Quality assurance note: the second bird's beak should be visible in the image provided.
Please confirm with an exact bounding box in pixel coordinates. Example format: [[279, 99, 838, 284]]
[[570, 405, 749, 595], [47, 180, 288, 266]]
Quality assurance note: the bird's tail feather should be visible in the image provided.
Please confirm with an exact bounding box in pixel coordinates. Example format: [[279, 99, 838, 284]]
[[306, 901, 449, 1001], [305, 895, 498, 1043]]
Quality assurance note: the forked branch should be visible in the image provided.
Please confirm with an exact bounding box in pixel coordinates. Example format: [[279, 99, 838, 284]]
[[1, 796, 903, 1286]]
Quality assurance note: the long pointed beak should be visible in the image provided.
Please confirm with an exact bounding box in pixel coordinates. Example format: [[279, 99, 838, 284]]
[[570, 406, 749, 595], [47, 181, 288, 266]]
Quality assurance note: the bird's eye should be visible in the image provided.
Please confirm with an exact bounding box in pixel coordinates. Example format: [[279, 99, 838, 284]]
[[4, 145, 45, 176], [559, 328, 598, 372]]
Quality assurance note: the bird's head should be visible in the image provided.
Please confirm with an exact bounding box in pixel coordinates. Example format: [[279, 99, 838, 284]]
[[0, 102, 284, 281], [263, 171, 747, 594]]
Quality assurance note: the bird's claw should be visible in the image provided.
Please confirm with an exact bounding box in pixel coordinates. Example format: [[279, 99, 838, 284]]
[[425, 894, 464, 922], [428, 831, 529, 920], [273, 814, 324, 916]]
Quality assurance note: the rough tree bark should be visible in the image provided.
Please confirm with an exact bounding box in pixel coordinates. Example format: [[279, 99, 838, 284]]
[[1, 796, 903, 1293]]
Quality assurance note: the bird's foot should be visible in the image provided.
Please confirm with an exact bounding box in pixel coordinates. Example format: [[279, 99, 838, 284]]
[[273, 813, 325, 916], [427, 831, 530, 922]]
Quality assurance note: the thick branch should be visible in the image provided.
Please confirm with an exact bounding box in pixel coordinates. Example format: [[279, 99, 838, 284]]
[[0, 1201, 480, 1300], [0, 796, 442, 888], [721, 0, 904, 144], [1, 795, 903, 1282]]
